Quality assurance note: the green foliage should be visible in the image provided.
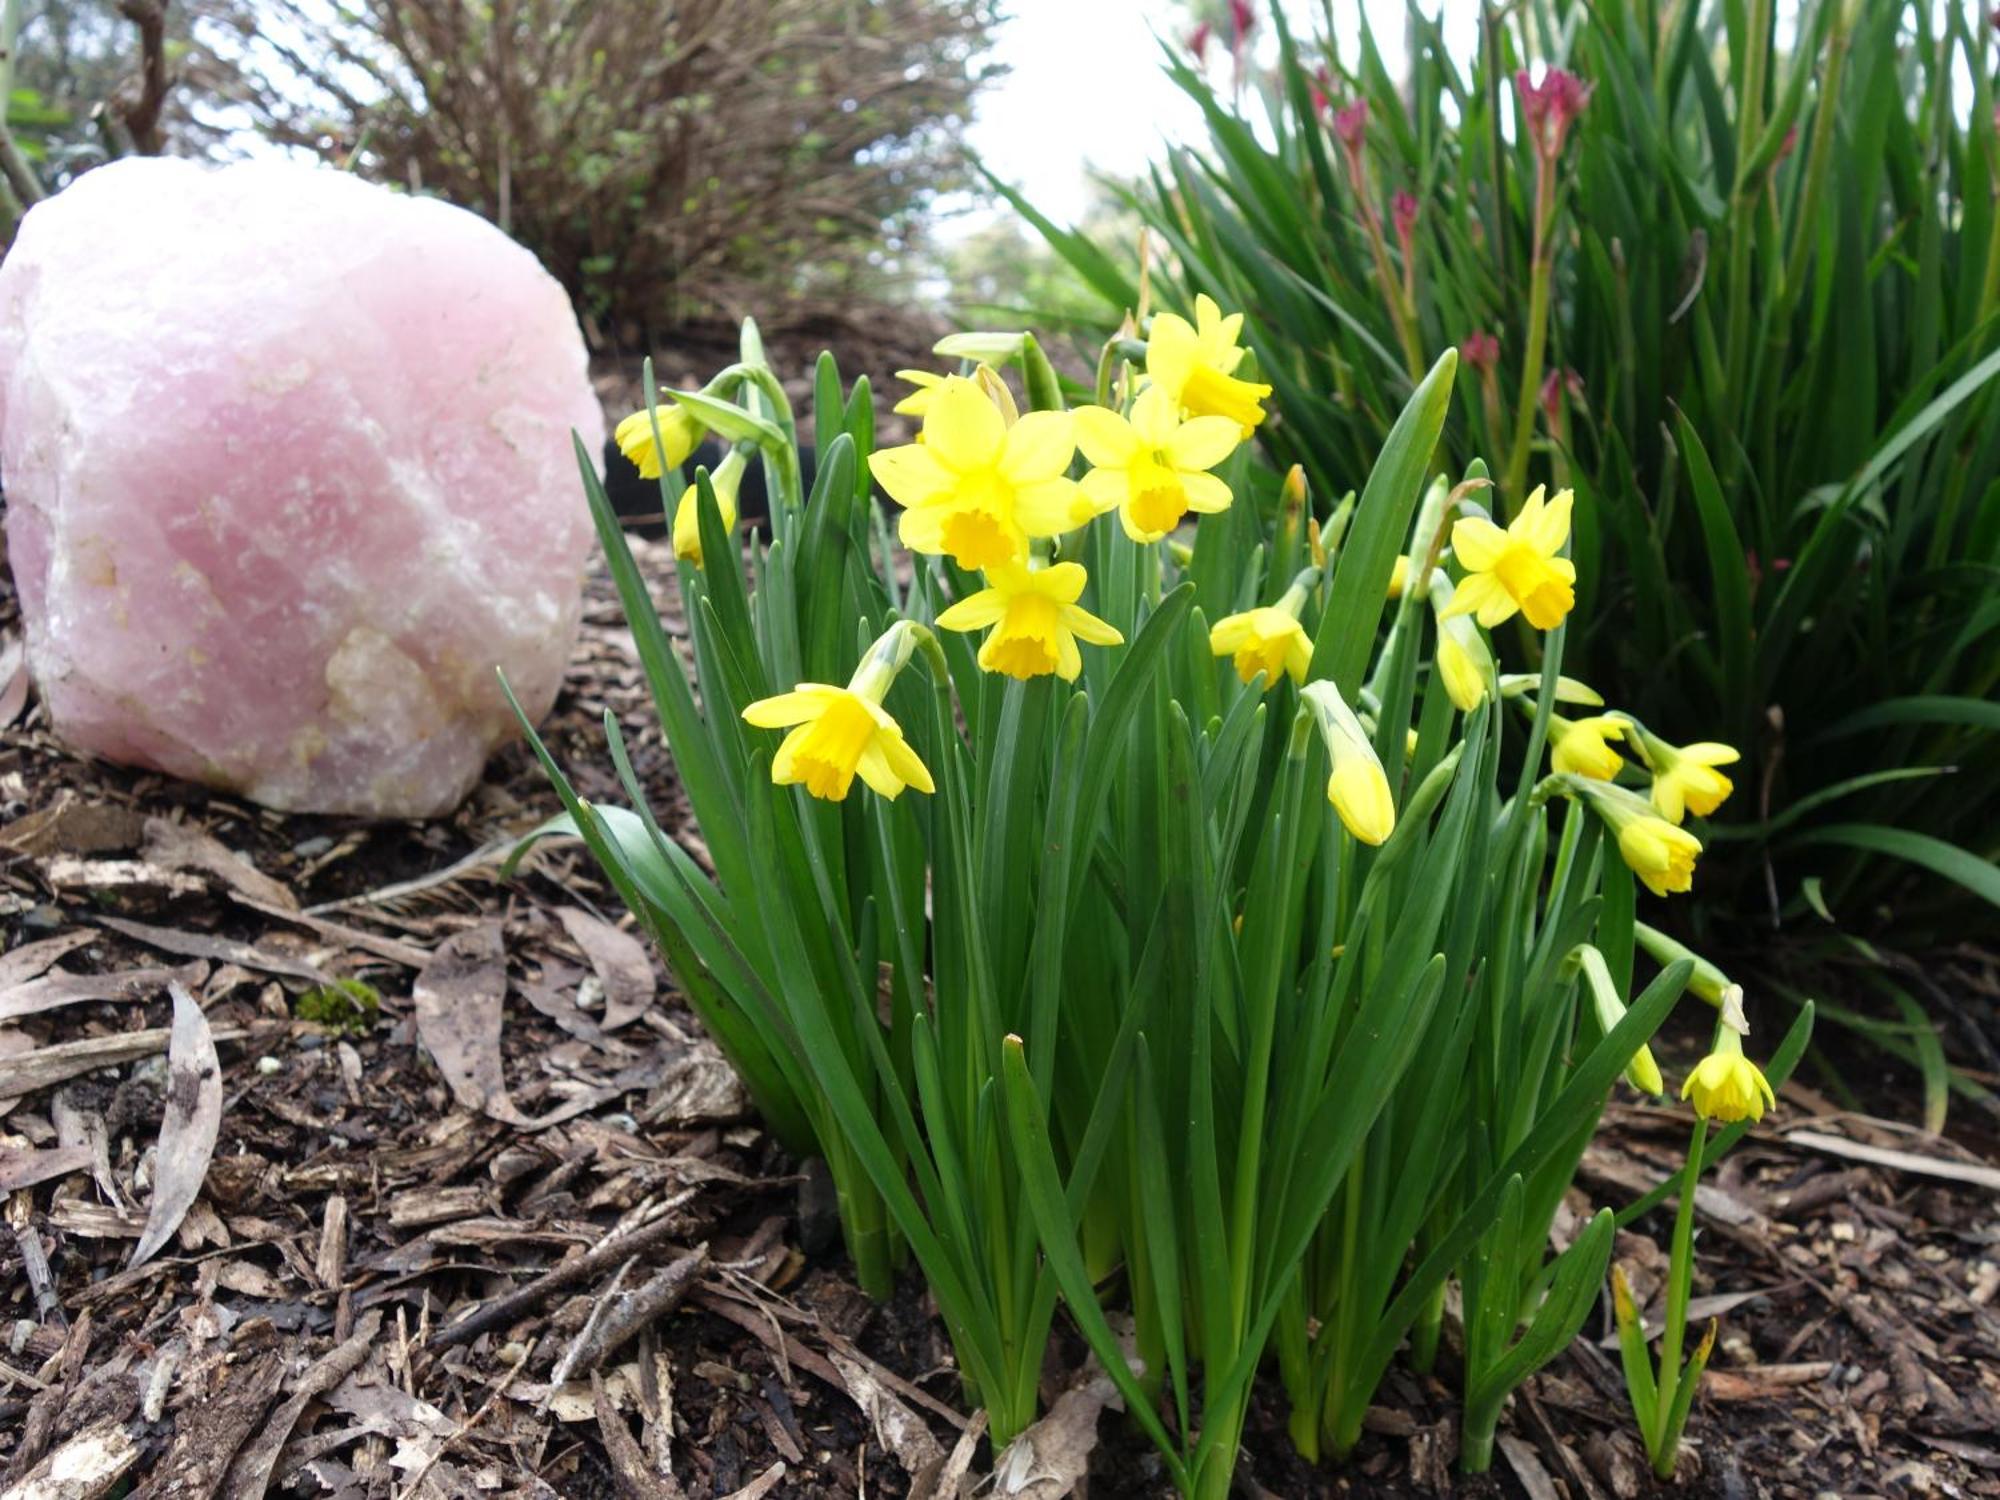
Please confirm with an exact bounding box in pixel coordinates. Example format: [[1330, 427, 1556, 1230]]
[[932, 185, 1147, 332], [295, 978, 382, 1037], [1000, 0, 2000, 941]]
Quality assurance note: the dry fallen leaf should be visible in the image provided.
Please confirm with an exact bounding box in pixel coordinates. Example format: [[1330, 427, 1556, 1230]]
[[413, 923, 529, 1124], [990, 1372, 1121, 1499], [557, 906, 657, 1030], [142, 817, 297, 911], [94, 915, 329, 984], [826, 1346, 945, 1479], [130, 983, 223, 1268], [0, 930, 97, 989], [0, 1416, 139, 1500], [0, 631, 26, 731], [44, 857, 207, 905], [0, 1024, 246, 1104], [0, 1143, 94, 1193], [0, 961, 209, 1023]]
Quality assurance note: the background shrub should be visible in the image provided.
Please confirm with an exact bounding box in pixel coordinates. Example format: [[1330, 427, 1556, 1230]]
[[4, 0, 999, 345]]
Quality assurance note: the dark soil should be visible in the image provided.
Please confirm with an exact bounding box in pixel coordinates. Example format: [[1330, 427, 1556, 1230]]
[[3, 392, 1999, 1497]]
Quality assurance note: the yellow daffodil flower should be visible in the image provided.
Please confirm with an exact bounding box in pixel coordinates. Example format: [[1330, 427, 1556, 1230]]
[[1386, 554, 1413, 599], [892, 369, 947, 419], [672, 447, 746, 566], [1073, 384, 1239, 542], [742, 623, 934, 802], [1210, 568, 1317, 690], [1428, 573, 1494, 712], [1681, 1027, 1776, 1123], [1146, 293, 1273, 436], [867, 376, 1088, 570], [615, 401, 704, 479], [1303, 681, 1396, 845], [1548, 713, 1628, 781], [1444, 485, 1578, 630], [1212, 608, 1312, 689], [1573, 781, 1704, 897], [1635, 728, 1740, 823], [934, 562, 1124, 681], [1618, 815, 1701, 897]]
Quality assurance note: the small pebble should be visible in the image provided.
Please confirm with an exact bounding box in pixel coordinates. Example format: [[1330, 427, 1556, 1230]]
[[292, 836, 334, 859], [256, 1055, 283, 1075]]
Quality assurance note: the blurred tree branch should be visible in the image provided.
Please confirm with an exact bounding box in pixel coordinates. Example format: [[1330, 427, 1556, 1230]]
[[193, 0, 1002, 341]]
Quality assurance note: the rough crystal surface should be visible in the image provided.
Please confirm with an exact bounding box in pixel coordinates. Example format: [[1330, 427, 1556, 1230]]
[[0, 159, 603, 817]]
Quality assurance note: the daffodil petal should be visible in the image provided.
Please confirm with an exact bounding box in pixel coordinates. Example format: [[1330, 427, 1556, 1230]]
[[999, 410, 1077, 483], [1127, 384, 1182, 448], [1072, 405, 1141, 468], [1013, 476, 1091, 536], [743, 685, 841, 727], [923, 378, 1008, 472], [1037, 562, 1090, 604], [1164, 414, 1241, 472], [1443, 572, 1510, 626], [897, 505, 949, 555], [1061, 603, 1124, 647], [855, 743, 907, 799], [869, 443, 954, 509], [879, 733, 935, 795], [1180, 470, 1233, 512], [1079, 466, 1128, 515], [1209, 615, 1253, 653], [934, 590, 1008, 632], [1450, 515, 1511, 571], [1521, 487, 1573, 556]]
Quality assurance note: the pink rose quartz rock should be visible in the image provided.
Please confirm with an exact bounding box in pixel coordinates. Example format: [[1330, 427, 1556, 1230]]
[[0, 158, 603, 817]]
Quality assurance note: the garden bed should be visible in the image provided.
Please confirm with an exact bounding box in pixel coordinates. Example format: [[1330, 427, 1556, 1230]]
[[2, 537, 1997, 1500]]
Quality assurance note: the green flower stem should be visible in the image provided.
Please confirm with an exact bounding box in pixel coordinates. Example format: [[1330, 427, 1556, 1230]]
[[1501, 159, 1556, 515], [1650, 1116, 1708, 1469], [1358, 193, 1425, 383]]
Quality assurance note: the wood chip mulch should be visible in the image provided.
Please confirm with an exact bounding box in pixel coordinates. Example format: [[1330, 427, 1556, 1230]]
[[2, 515, 1998, 1500]]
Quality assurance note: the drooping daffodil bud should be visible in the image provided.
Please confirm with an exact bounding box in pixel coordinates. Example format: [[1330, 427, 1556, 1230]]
[[1428, 570, 1495, 712], [1568, 944, 1664, 1095], [615, 399, 704, 479], [672, 446, 748, 566], [1302, 680, 1396, 846]]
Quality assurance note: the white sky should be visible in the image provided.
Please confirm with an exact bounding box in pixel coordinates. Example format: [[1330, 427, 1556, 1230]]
[[953, 1, 1483, 236]]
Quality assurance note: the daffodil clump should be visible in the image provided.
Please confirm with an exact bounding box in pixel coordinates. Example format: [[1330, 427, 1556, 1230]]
[[522, 308, 1783, 1498]]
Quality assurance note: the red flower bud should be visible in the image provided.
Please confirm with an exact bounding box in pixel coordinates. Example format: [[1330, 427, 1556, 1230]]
[[1515, 66, 1593, 159], [1333, 99, 1369, 154], [1459, 331, 1500, 373], [1539, 366, 1584, 423], [1392, 189, 1420, 246]]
